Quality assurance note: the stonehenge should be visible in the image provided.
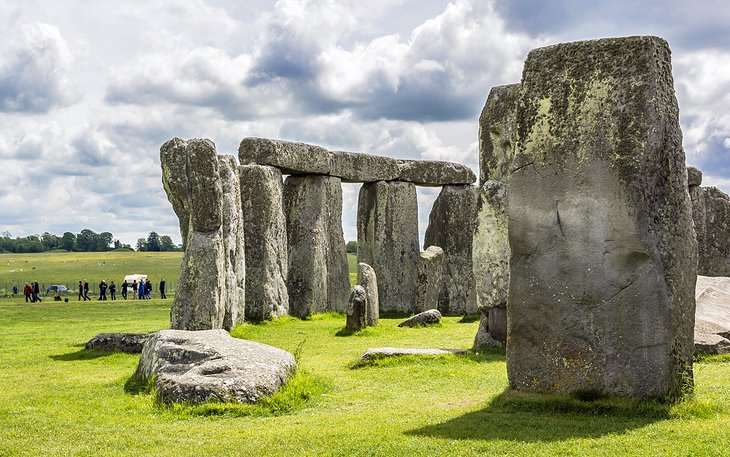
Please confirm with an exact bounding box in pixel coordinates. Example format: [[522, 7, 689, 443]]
[[415, 246, 444, 313], [357, 263, 379, 326], [688, 167, 730, 277], [345, 285, 368, 332], [506, 36, 696, 401]]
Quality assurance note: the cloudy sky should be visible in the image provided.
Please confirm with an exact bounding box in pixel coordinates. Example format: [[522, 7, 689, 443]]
[[1, 0, 729, 246]]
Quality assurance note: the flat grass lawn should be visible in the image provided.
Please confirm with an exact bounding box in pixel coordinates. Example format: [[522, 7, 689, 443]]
[[2, 299, 730, 456]]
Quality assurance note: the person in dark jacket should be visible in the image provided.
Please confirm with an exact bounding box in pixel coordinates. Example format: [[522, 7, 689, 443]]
[[121, 280, 128, 300], [24, 283, 32, 303], [145, 279, 152, 299], [109, 281, 116, 300], [98, 280, 107, 300], [159, 279, 166, 299], [78, 281, 85, 301], [132, 280, 138, 300], [83, 281, 90, 301], [32, 282, 41, 302], [138, 280, 145, 300], [12, 285, 18, 297]]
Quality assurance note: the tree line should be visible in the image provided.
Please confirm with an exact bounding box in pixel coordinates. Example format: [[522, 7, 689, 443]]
[[0, 230, 181, 253]]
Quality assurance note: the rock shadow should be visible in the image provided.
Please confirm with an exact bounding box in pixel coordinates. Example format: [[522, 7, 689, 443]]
[[50, 349, 118, 361], [406, 389, 668, 443]]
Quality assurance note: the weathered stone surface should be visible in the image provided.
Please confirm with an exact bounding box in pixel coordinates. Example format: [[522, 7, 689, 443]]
[[284, 175, 349, 318], [398, 309, 442, 327], [415, 246, 444, 313], [687, 166, 703, 187], [85, 333, 149, 353], [218, 155, 246, 330], [478, 83, 520, 185], [132, 330, 296, 404], [240, 137, 475, 186], [239, 164, 289, 321], [357, 181, 420, 314], [695, 332, 730, 355], [360, 347, 463, 361], [508, 37, 696, 400], [346, 285, 368, 332], [424, 185, 478, 316], [692, 186, 730, 276], [472, 180, 510, 346], [357, 263, 379, 326], [161, 138, 227, 331], [694, 276, 730, 354], [473, 309, 502, 350]]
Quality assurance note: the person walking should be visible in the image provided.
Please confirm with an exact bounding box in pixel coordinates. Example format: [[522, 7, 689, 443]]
[[83, 281, 90, 301], [32, 282, 41, 302], [99, 280, 108, 300], [121, 280, 128, 300], [24, 283, 32, 303], [138, 280, 145, 300], [132, 280, 138, 300], [109, 281, 116, 300], [159, 279, 166, 299], [78, 281, 84, 301], [145, 279, 152, 299]]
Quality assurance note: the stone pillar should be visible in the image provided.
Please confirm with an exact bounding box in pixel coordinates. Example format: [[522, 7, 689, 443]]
[[283, 175, 350, 318], [688, 167, 730, 276], [479, 84, 520, 185], [161, 138, 227, 330], [218, 156, 246, 329], [415, 246, 444, 313], [357, 181, 419, 314], [346, 285, 368, 332], [357, 263, 379, 326], [424, 185, 477, 316], [239, 164, 289, 321], [508, 36, 696, 401]]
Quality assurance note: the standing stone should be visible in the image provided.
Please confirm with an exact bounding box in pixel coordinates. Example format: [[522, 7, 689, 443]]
[[473, 180, 509, 347], [478, 84, 520, 185], [218, 155, 246, 329], [424, 185, 478, 316], [346, 285, 368, 332], [239, 165, 288, 321], [357, 181, 419, 314], [357, 263, 379, 326], [415, 246, 444, 313], [284, 175, 349, 318], [690, 179, 730, 277], [161, 138, 227, 330], [508, 37, 696, 401]]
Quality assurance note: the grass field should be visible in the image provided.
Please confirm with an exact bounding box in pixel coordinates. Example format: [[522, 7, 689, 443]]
[[1, 296, 730, 456]]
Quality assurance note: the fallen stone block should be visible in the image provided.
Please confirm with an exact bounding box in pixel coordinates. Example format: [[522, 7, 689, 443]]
[[132, 330, 296, 405], [398, 309, 442, 328], [85, 333, 149, 354], [360, 347, 464, 362]]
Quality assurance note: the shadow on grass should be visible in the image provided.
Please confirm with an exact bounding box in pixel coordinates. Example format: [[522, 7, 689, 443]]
[[407, 389, 719, 442], [350, 349, 505, 369], [458, 314, 480, 323], [50, 348, 117, 361]]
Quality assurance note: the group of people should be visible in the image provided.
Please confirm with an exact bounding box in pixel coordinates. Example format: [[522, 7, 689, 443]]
[[21, 282, 42, 303], [76, 279, 167, 301]]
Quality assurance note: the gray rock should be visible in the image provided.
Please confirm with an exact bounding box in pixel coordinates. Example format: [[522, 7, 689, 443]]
[[346, 285, 368, 332], [472, 180, 510, 345], [398, 309, 442, 327], [132, 329, 296, 405], [478, 83, 520, 184], [218, 155, 246, 330], [357, 263, 379, 326], [687, 166, 703, 187], [239, 164, 289, 321], [507, 36, 696, 401], [85, 333, 149, 353], [415, 246, 444, 313], [692, 186, 730, 276], [424, 185, 478, 316], [694, 276, 730, 354], [695, 333, 730, 355], [357, 181, 420, 314], [360, 347, 464, 361], [161, 138, 228, 331], [284, 175, 349, 318], [473, 308, 503, 350], [239, 137, 475, 186]]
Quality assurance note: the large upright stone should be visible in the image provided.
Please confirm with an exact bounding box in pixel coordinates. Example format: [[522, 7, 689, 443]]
[[508, 37, 697, 401], [345, 285, 368, 332], [424, 185, 478, 316], [478, 84, 520, 185], [473, 180, 509, 346], [239, 164, 289, 321], [357, 263, 379, 326], [161, 138, 227, 330], [284, 175, 349, 318], [218, 155, 246, 329], [691, 185, 730, 277], [357, 181, 419, 314], [415, 246, 444, 313]]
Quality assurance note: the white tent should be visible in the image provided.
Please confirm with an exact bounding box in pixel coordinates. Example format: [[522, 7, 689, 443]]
[[123, 274, 147, 284]]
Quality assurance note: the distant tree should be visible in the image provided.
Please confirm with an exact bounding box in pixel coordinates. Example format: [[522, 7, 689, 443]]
[[113, 239, 121, 249], [41, 232, 60, 250], [97, 232, 113, 251], [136, 238, 147, 252], [146, 232, 161, 252], [346, 240, 358, 254], [61, 232, 76, 251], [159, 235, 176, 252], [76, 229, 97, 251]]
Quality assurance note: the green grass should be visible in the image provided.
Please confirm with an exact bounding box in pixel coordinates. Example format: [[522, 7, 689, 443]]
[[2, 297, 730, 456]]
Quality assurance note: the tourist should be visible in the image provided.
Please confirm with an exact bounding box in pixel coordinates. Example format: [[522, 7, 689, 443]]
[[159, 279, 166, 299], [109, 281, 116, 300], [145, 279, 152, 299], [12, 285, 18, 297], [98, 280, 107, 301], [121, 280, 128, 300], [23, 283, 32, 303], [132, 280, 138, 300], [138, 281, 144, 300], [32, 282, 41, 303], [83, 281, 90, 301], [78, 281, 84, 301]]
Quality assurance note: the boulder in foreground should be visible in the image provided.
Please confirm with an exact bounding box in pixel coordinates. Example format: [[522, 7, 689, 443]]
[[86, 333, 149, 353], [132, 329, 296, 404], [398, 309, 442, 327]]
